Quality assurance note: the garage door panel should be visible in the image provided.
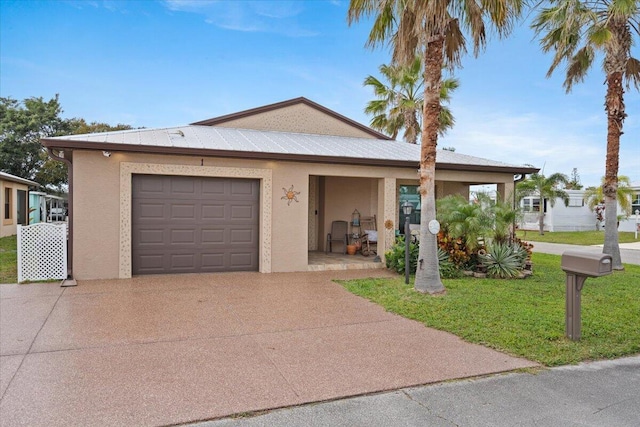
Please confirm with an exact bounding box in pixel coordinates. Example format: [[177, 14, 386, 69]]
[[202, 229, 225, 244], [201, 180, 226, 195], [136, 176, 165, 194], [230, 205, 255, 220], [170, 177, 196, 195], [137, 203, 165, 219], [137, 229, 165, 245], [170, 229, 196, 245], [132, 175, 259, 275], [170, 254, 196, 270], [201, 204, 226, 220], [229, 252, 256, 269], [230, 228, 256, 244], [231, 180, 256, 195], [201, 253, 225, 270], [136, 254, 165, 272], [170, 204, 196, 220]]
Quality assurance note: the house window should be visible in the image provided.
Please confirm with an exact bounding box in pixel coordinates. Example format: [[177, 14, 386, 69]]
[[4, 187, 12, 222], [522, 197, 547, 213], [632, 193, 640, 215], [568, 197, 584, 207], [399, 185, 421, 225]]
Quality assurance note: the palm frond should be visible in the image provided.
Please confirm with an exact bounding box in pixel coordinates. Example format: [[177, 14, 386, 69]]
[[624, 57, 640, 89]]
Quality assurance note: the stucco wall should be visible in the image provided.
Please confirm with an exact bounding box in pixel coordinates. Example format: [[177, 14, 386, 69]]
[[70, 149, 520, 279], [213, 103, 377, 139], [1, 179, 30, 237], [322, 176, 378, 251]]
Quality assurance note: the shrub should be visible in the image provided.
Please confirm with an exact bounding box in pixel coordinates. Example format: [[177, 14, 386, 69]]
[[479, 242, 524, 278], [385, 236, 419, 274], [437, 231, 471, 268], [385, 237, 458, 277]]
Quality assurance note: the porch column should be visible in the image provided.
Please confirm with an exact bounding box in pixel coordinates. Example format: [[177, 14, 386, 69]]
[[379, 177, 397, 261]]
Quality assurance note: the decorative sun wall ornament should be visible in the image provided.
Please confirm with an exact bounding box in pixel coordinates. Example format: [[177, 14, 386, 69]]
[[384, 219, 394, 230], [281, 185, 301, 206]]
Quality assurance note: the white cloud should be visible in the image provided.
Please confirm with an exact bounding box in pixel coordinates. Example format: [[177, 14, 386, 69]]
[[162, 0, 318, 36], [440, 107, 625, 186]]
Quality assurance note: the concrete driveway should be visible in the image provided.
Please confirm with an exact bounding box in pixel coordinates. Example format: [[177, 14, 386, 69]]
[[1, 270, 536, 426]]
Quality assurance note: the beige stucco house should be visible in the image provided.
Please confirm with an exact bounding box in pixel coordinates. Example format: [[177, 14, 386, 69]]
[[1, 172, 38, 238], [42, 97, 537, 280]]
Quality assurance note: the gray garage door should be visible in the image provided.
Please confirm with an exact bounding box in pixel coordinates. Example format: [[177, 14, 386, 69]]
[[132, 175, 259, 275]]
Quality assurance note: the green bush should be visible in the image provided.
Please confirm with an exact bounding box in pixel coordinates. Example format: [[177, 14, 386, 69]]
[[385, 236, 419, 274], [479, 242, 524, 278], [385, 237, 460, 278]]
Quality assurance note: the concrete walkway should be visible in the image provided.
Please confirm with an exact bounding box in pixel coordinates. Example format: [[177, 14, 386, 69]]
[[0, 270, 535, 427], [528, 241, 640, 265], [194, 356, 640, 427]]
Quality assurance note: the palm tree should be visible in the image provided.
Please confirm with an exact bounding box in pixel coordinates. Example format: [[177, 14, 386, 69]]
[[348, 0, 523, 294], [532, 0, 639, 269], [364, 57, 459, 143], [436, 194, 493, 251], [583, 175, 635, 217], [517, 173, 570, 235]]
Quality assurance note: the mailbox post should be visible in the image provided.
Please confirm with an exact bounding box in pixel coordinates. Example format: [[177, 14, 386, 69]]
[[560, 251, 613, 341]]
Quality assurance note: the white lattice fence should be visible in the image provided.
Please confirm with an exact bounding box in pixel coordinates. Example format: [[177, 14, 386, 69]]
[[17, 223, 67, 283]]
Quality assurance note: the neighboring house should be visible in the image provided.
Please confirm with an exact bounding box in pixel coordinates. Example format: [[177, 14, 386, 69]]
[[29, 192, 68, 224], [0, 172, 38, 237], [519, 184, 640, 232], [42, 97, 538, 280], [619, 181, 640, 233]]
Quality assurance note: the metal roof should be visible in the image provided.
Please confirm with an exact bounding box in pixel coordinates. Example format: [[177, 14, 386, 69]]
[[0, 171, 39, 186], [43, 125, 539, 174]]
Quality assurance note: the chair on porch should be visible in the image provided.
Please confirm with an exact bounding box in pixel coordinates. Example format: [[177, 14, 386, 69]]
[[360, 216, 378, 257], [326, 220, 349, 254]]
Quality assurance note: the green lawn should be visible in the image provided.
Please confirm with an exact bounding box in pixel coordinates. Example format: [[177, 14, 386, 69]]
[[0, 235, 17, 284], [340, 253, 640, 366], [516, 230, 638, 245]]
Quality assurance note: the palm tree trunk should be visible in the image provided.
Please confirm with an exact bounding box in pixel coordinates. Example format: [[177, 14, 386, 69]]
[[602, 67, 625, 270], [538, 209, 545, 235], [414, 39, 445, 295]]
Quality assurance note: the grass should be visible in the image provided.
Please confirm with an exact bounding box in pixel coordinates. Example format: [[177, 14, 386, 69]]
[[516, 230, 638, 245], [0, 235, 18, 284], [340, 253, 640, 366]]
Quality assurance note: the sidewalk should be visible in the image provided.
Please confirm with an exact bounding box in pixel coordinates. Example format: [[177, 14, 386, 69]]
[[528, 241, 640, 265], [192, 356, 640, 427]]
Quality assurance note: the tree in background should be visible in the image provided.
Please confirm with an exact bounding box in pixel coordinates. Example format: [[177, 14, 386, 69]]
[[349, 0, 523, 294], [517, 172, 570, 235], [583, 175, 634, 224], [566, 167, 583, 190], [0, 96, 133, 190], [0, 95, 67, 182], [364, 57, 459, 143], [532, 0, 639, 269]]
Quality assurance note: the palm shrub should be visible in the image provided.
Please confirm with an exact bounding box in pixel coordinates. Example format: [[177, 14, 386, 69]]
[[436, 194, 492, 252], [479, 243, 525, 279]]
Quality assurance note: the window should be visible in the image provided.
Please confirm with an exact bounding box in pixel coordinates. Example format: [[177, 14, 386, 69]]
[[568, 197, 584, 207], [17, 189, 27, 225], [632, 193, 640, 215], [399, 185, 421, 225], [3, 187, 12, 222], [522, 197, 547, 213]]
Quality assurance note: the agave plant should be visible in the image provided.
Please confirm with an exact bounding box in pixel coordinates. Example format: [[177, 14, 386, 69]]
[[479, 243, 524, 279]]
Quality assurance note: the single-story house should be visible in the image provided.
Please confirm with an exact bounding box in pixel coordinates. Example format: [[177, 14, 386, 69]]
[[520, 184, 640, 232], [0, 172, 38, 237], [29, 191, 68, 224], [42, 97, 538, 280]]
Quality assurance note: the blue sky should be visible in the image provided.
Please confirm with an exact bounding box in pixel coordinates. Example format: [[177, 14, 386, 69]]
[[1, 0, 638, 187]]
